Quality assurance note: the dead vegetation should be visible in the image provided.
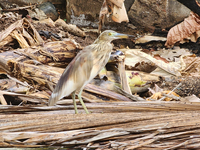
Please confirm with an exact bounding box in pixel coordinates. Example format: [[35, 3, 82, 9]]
[[1, 1, 200, 149], [1, 102, 200, 149]]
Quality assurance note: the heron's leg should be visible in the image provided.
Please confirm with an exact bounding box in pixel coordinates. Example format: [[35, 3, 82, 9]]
[[72, 91, 78, 114], [78, 89, 89, 114]]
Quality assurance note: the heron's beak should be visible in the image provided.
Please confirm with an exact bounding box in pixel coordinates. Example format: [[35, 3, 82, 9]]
[[115, 33, 135, 39]]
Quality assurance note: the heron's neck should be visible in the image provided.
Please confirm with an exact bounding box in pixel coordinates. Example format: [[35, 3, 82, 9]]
[[93, 38, 112, 44], [92, 38, 113, 52]]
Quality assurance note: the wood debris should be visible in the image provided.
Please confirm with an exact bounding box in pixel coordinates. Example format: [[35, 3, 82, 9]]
[[0, 18, 44, 48], [1, 4, 200, 149], [0, 102, 200, 149]]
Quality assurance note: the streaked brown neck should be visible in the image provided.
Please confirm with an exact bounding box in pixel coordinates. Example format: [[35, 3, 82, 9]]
[[93, 37, 112, 44]]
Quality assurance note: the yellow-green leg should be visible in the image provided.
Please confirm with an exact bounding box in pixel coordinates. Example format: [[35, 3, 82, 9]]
[[72, 91, 78, 114], [78, 90, 89, 114]]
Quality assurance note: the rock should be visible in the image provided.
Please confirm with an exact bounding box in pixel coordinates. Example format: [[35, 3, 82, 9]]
[[66, 0, 135, 27], [128, 0, 191, 29], [66, 0, 103, 26], [124, 0, 135, 11]]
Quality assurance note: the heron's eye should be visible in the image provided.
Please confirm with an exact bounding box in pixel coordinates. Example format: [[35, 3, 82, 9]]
[[108, 32, 112, 36]]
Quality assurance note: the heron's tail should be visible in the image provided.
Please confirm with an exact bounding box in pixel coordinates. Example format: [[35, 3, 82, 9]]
[[48, 80, 76, 106], [48, 92, 60, 106]]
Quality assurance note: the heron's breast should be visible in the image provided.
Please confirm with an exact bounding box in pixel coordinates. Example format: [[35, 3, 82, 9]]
[[88, 51, 111, 82]]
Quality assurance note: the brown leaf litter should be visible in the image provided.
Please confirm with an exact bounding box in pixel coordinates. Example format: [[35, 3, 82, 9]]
[[165, 12, 200, 47], [1, 5, 200, 149]]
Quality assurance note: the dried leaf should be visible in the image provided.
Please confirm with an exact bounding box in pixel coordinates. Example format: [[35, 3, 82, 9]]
[[98, 0, 109, 33], [152, 47, 191, 62], [135, 35, 167, 44], [125, 49, 153, 72], [109, 0, 124, 8], [98, 0, 128, 32], [165, 12, 200, 47], [112, 2, 129, 23], [135, 50, 186, 76]]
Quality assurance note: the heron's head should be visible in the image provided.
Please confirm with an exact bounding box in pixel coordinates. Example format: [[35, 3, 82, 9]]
[[97, 30, 134, 42]]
